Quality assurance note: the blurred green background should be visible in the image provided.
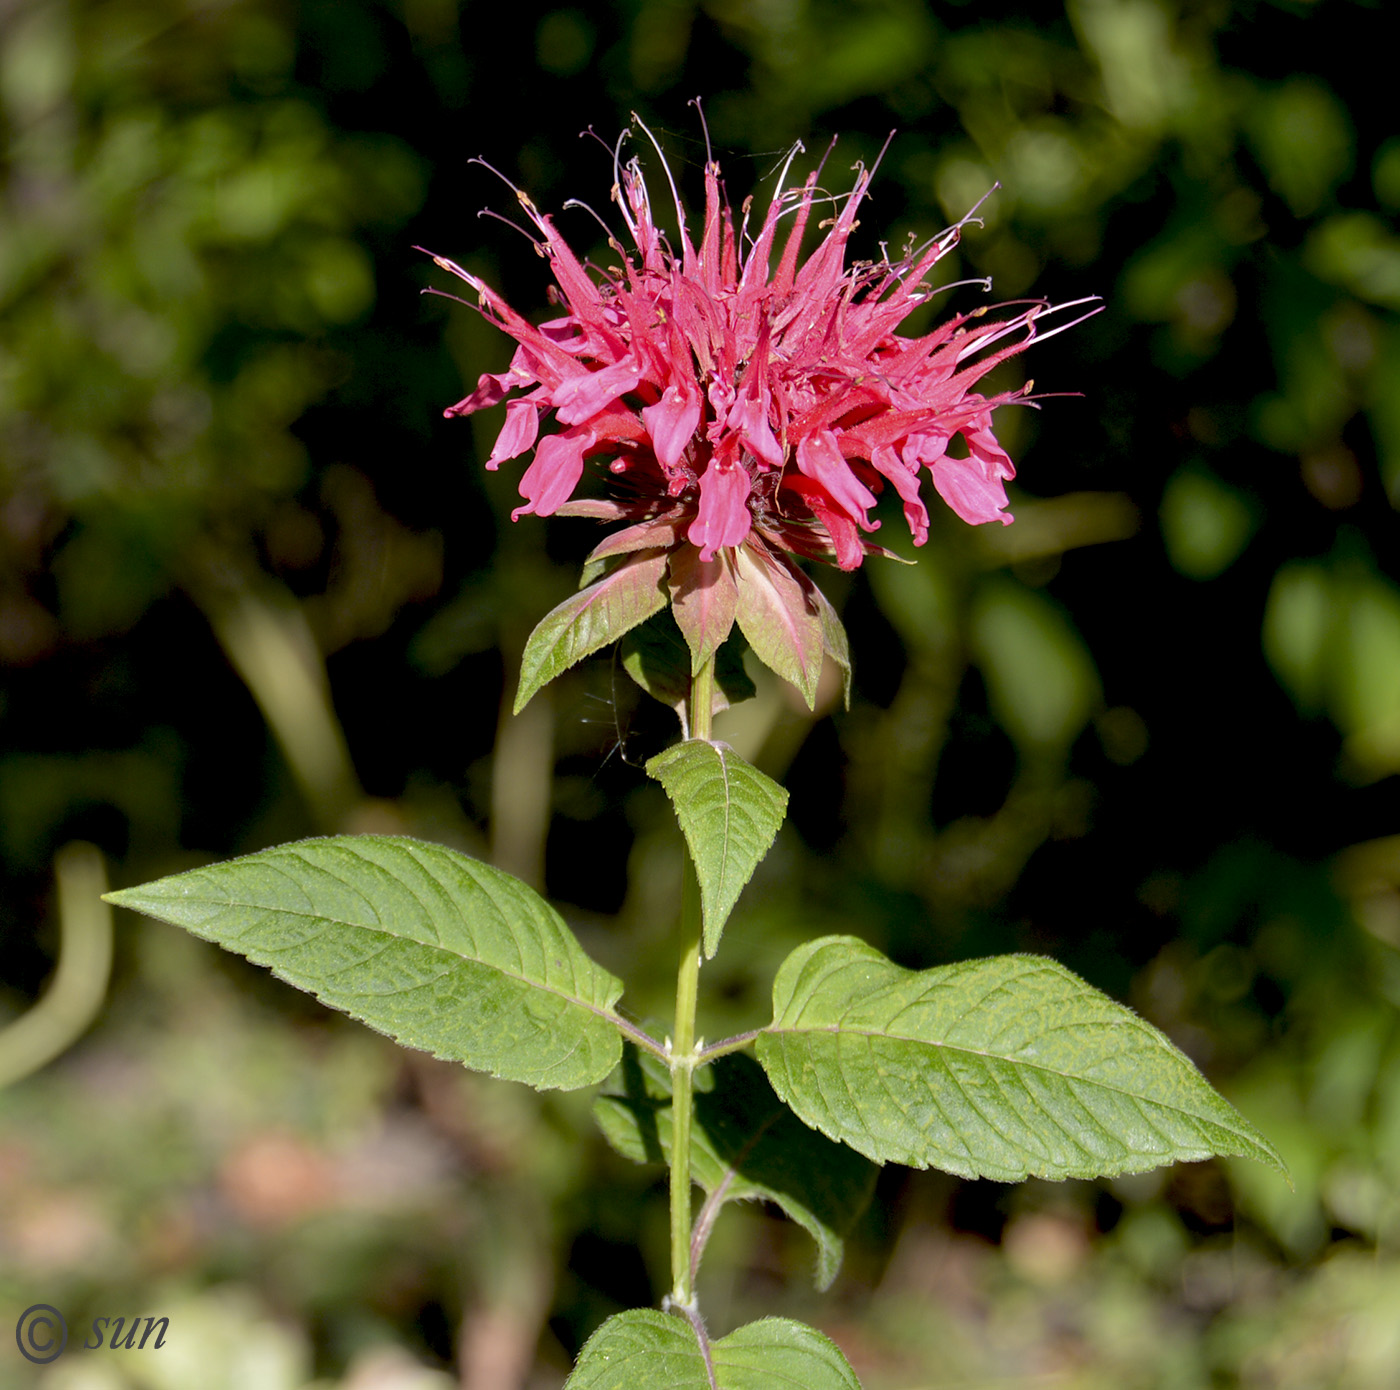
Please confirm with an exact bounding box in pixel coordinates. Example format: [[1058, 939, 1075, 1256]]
[[3, 0, 1399, 1385]]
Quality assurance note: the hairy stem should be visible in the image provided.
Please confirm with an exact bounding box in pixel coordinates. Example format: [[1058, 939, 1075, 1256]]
[[669, 653, 717, 1310]]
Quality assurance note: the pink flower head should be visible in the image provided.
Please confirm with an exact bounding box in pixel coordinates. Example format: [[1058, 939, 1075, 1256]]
[[431, 121, 1096, 570]]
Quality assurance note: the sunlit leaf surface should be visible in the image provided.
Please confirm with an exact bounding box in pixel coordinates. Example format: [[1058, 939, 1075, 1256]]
[[758, 936, 1288, 1181], [106, 836, 626, 1090]]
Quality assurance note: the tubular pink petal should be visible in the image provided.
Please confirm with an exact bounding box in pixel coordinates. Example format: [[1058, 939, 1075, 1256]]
[[727, 390, 783, 469], [513, 427, 597, 519], [486, 399, 541, 468], [930, 452, 1014, 526], [438, 131, 1087, 571], [689, 458, 753, 560], [444, 369, 518, 417], [552, 358, 644, 425], [783, 476, 866, 570], [642, 381, 702, 471], [963, 418, 1017, 478], [870, 445, 930, 546], [795, 430, 879, 529]]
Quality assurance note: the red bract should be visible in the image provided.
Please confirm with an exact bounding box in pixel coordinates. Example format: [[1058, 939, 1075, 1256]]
[[431, 124, 1095, 573]]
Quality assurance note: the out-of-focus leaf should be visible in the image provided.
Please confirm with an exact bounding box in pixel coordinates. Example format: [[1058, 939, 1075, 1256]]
[[757, 936, 1289, 1181], [1263, 562, 1332, 714], [105, 836, 626, 1090], [970, 579, 1100, 756], [1246, 78, 1354, 217], [1263, 554, 1400, 774], [1304, 214, 1400, 311], [1368, 326, 1400, 505], [1159, 466, 1258, 580]]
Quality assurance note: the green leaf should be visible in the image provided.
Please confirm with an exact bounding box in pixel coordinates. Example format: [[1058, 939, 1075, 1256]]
[[645, 740, 788, 958], [733, 542, 824, 709], [757, 937, 1288, 1182], [565, 1310, 861, 1390], [105, 836, 625, 1091], [516, 549, 670, 713], [595, 1051, 877, 1290], [621, 612, 756, 725]]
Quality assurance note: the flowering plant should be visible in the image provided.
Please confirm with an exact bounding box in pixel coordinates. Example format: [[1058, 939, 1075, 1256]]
[[106, 123, 1284, 1388]]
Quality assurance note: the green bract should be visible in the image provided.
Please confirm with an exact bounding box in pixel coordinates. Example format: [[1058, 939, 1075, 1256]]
[[732, 544, 826, 710], [516, 548, 670, 713]]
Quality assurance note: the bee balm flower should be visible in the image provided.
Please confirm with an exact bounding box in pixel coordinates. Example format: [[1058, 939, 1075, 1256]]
[[430, 122, 1096, 712], [431, 125, 1093, 571]]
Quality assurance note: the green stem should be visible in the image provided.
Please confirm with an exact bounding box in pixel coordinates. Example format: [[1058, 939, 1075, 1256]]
[[689, 656, 717, 744], [669, 653, 717, 1310]]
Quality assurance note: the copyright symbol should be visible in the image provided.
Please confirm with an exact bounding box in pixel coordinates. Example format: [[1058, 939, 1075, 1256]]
[[16, 1305, 67, 1364]]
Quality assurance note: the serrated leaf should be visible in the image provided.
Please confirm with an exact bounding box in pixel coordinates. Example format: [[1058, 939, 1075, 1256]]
[[733, 542, 824, 709], [564, 1310, 861, 1390], [669, 546, 738, 673], [596, 1051, 876, 1290], [620, 613, 756, 726], [757, 937, 1289, 1182], [516, 549, 669, 712], [645, 740, 787, 957], [105, 836, 625, 1091]]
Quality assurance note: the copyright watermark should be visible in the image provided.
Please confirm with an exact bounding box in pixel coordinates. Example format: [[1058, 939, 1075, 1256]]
[[15, 1306, 66, 1365], [15, 1306, 168, 1363]]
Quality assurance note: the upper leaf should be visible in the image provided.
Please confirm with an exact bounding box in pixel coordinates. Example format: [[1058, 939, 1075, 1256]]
[[564, 1309, 861, 1390], [516, 548, 670, 712], [757, 937, 1288, 1182], [595, 1050, 877, 1290], [645, 740, 788, 958], [105, 836, 626, 1091]]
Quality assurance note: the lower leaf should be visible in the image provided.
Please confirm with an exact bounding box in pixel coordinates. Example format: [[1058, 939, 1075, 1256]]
[[564, 1309, 861, 1389]]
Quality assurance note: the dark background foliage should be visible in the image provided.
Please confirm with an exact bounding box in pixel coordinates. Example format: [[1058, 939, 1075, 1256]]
[[3, 1, 1399, 1385]]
